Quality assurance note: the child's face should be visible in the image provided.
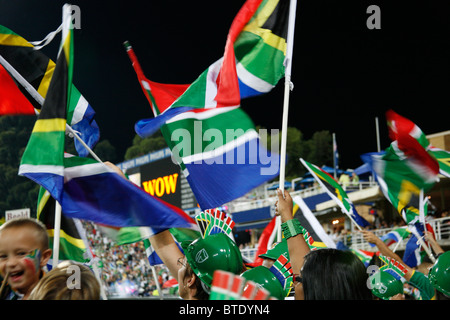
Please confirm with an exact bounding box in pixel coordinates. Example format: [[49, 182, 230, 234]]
[[0, 226, 47, 294]]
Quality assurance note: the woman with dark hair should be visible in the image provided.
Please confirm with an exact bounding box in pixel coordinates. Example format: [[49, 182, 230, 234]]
[[276, 189, 373, 300], [297, 249, 373, 300]]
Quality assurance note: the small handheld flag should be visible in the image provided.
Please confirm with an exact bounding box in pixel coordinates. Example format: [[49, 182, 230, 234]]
[[268, 253, 293, 292], [195, 209, 235, 240], [209, 270, 272, 300]]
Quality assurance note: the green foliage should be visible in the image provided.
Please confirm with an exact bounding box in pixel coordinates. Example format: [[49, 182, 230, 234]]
[[305, 130, 333, 169], [0, 116, 38, 217], [124, 131, 167, 160], [260, 127, 333, 180], [93, 139, 117, 163]]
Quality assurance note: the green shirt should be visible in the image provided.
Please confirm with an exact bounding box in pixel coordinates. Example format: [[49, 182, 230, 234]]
[[408, 270, 435, 300]]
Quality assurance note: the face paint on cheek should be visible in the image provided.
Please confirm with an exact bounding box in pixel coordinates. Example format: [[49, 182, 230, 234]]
[[23, 249, 42, 275]]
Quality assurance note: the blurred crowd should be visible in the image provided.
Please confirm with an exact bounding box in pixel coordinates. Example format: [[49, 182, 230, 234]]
[[82, 221, 176, 298]]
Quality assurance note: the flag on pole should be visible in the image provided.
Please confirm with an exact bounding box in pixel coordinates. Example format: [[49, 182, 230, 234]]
[[403, 222, 435, 268], [124, 0, 290, 209], [378, 227, 410, 247], [385, 110, 439, 181], [300, 158, 370, 229], [37, 187, 89, 264], [18, 6, 74, 201], [370, 110, 439, 224], [127, 0, 289, 138], [0, 24, 99, 157], [18, 6, 196, 231]]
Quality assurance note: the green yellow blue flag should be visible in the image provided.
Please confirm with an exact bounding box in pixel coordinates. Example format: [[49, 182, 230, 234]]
[[300, 158, 370, 229]]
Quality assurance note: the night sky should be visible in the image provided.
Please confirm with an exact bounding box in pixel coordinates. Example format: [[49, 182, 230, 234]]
[[1, 0, 450, 170]]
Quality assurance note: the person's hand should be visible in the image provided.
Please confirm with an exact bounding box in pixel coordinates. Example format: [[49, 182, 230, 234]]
[[389, 293, 405, 300], [424, 231, 437, 244], [276, 188, 293, 223], [104, 161, 127, 179], [360, 230, 380, 245]]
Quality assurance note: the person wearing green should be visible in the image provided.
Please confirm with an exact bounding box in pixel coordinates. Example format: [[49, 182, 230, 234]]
[[428, 251, 450, 299], [181, 233, 244, 297], [149, 210, 244, 300], [258, 239, 289, 268], [369, 271, 404, 300], [361, 229, 438, 300]]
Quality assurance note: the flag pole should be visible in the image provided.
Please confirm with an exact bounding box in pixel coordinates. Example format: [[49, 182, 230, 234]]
[[52, 4, 70, 269], [332, 133, 338, 179], [65, 124, 103, 163], [419, 189, 434, 260], [53, 201, 62, 266], [392, 237, 403, 252], [375, 117, 381, 152], [277, 0, 297, 242], [409, 224, 436, 263]]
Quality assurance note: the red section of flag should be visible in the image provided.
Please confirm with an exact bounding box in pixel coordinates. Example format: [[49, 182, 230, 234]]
[[212, 0, 262, 109], [247, 217, 276, 267], [386, 110, 440, 176], [0, 64, 35, 115]]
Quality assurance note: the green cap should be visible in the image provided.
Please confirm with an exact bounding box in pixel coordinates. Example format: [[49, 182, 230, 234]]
[[181, 233, 243, 288], [259, 239, 289, 260], [428, 251, 450, 296], [369, 271, 403, 300], [241, 266, 285, 300]]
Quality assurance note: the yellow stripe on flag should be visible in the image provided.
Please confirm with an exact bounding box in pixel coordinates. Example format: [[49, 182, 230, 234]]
[[292, 203, 298, 216], [37, 190, 51, 220], [37, 61, 56, 99], [243, 0, 287, 54], [0, 33, 33, 47], [47, 229, 85, 249], [33, 118, 66, 133]]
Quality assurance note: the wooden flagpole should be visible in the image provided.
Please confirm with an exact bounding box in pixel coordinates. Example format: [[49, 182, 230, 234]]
[[277, 0, 297, 242]]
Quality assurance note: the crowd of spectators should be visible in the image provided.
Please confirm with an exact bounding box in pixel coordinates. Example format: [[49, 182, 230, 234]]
[[82, 221, 176, 298]]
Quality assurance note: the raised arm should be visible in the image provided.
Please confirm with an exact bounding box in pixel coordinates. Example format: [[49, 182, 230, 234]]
[[361, 230, 414, 280], [276, 189, 310, 275], [149, 230, 184, 280], [103, 161, 185, 279]]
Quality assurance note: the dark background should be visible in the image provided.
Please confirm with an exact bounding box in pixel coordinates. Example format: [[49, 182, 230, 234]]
[[1, 0, 449, 170]]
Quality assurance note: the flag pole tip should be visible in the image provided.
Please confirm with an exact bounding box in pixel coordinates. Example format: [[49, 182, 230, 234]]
[[123, 41, 132, 49]]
